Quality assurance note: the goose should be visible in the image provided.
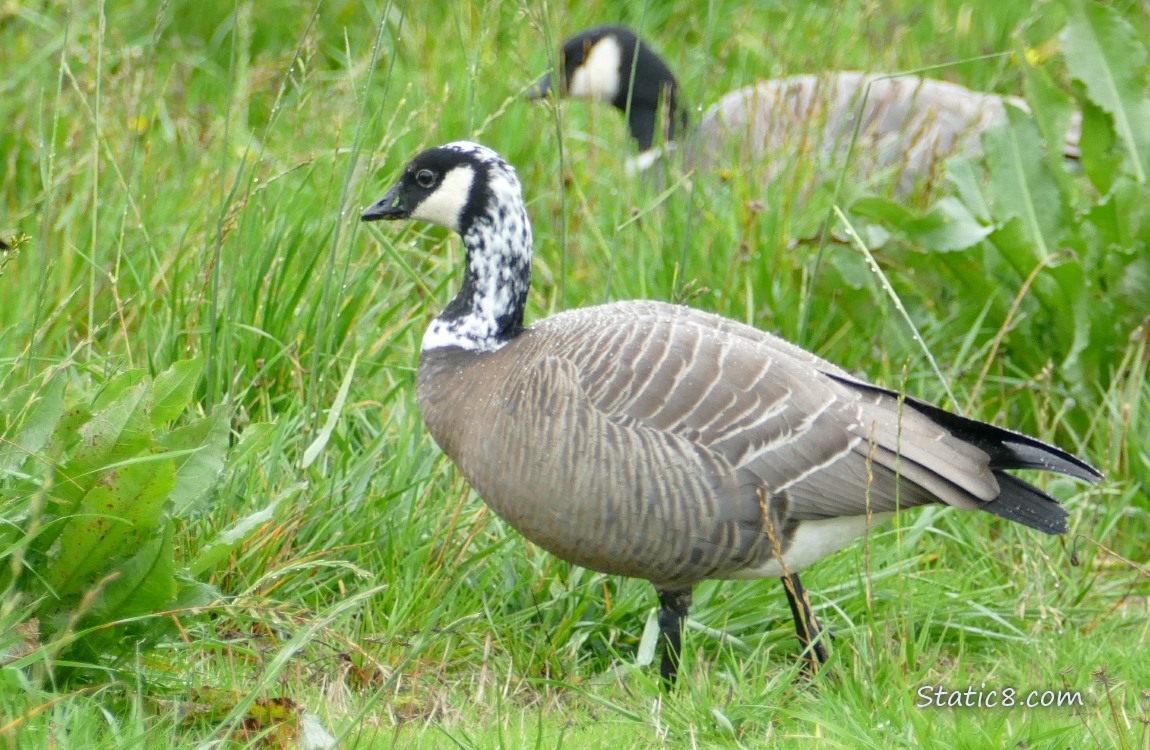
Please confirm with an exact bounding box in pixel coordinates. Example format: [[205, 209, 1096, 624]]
[[531, 26, 1081, 194], [361, 141, 1101, 684]]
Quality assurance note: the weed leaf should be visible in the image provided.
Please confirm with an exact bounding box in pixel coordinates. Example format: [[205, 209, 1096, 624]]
[[151, 356, 205, 427], [1062, 0, 1150, 182], [161, 407, 230, 517]]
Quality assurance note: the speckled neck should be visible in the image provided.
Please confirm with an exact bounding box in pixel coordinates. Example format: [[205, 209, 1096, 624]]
[[421, 144, 533, 353]]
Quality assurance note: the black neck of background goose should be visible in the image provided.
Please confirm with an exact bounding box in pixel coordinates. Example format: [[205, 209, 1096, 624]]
[[435, 160, 532, 350], [613, 37, 688, 151]]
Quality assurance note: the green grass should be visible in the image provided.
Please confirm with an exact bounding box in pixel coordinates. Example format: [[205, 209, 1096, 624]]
[[2, 0, 1148, 748]]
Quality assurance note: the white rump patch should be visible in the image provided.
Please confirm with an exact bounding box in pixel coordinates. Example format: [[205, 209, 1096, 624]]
[[410, 165, 475, 232], [568, 35, 622, 101], [726, 512, 895, 578]]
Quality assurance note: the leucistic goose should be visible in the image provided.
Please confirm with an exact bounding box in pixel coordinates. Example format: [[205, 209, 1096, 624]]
[[361, 142, 1101, 684], [531, 26, 1081, 194]]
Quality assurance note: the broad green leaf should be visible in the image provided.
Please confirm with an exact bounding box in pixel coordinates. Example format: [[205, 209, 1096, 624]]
[[41, 458, 176, 599], [1117, 257, 1150, 312], [983, 106, 1065, 262], [986, 213, 1092, 370], [227, 421, 275, 468], [1082, 178, 1150, 321], [6, 361, 239, 665], [944, 157, 992, 222], [50, 402, 93, 455], [1020, 52, 1078, 205], [50, 381, 153, 511], [0, 376, 66, 475], [150, 357, 204, 427], [1, 378, 41, 434], [902, 197, 992, 253], [826, 247, 871, 292], [1081, 176, 1145, 253], [160, 407, 230, 516], [849, 196, 916, 226], [1045, 256, 1093, 380], [1076, 94, 1123, 194], [170, 572, 219, 610], [1061, 0, 1150, 182], [985, 217, 1069, 344], [90, 369, 146, 412], [930, 247, 1001, 312], [850, 195, 992, 253], [92, 521, 178, 621]]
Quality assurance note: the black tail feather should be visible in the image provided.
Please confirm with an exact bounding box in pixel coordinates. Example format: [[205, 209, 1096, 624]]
[[996, 439, 1100, 481], [827, 375, 1102, 535], [901, 395, 1103, 483], [981, 473, 1069, 535]]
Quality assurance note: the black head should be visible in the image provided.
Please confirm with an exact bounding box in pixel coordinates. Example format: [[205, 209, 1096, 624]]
[[361, 142, 517, 235], [529, 26, 685, 150], [530, 26, 677, 108]]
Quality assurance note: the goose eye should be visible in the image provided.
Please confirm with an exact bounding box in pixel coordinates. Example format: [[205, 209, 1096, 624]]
[[415, 169, 436, 188]]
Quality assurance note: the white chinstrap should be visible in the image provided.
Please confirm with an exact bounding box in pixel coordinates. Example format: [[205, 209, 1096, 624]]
[[568, 35, 623, 101], [408, 165, 474, 232]]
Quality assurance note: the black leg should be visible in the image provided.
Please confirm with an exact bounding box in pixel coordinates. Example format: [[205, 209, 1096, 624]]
[[780, 573, 830, 671], [655, 587, 693, 686]]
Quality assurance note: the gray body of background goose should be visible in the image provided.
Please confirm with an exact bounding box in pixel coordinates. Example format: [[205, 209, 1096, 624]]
[[532, 26, 1081, 194], [361, 141, 1101, 683]]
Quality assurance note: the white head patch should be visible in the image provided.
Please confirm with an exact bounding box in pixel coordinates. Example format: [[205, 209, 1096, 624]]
[[568, 35, 622, 101], [410, 165, 475, 233]]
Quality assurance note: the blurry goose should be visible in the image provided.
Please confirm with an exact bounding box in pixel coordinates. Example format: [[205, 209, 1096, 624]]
[[531, 26, 1081, 194], [361, 141, 1101, 683]]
